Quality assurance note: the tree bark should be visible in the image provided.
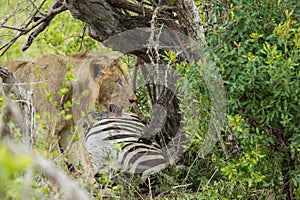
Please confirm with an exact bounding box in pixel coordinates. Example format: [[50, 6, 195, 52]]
[[65, 0, 150, 42]]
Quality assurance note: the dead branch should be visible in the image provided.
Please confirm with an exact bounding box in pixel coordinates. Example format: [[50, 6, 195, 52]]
[[27, 0, 46, 17], [65, 0, 185, 55], [1, 25, 24, 31], [0, 67, 35, 148], [1, 0, 210, 59], [108, 0, 153, 17], [24, 0, 48, 28]]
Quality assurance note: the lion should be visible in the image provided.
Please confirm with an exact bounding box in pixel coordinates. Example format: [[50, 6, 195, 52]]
[[1, 53, 136, 174]]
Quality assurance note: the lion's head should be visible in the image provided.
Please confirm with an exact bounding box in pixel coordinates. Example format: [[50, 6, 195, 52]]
[[73, 55, 136, 120]]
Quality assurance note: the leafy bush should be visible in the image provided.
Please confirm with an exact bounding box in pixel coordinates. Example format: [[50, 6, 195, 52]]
[[203, 1, 300, 198]]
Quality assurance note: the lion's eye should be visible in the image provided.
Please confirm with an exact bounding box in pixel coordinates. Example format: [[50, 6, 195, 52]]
[[117, 78, 123, 86]]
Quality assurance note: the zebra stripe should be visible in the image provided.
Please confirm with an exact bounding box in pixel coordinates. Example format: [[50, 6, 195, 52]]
[[84, 112, 169, 177]]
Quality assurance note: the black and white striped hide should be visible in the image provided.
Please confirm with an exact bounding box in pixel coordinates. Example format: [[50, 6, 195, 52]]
[[85, 112, 169, 178]]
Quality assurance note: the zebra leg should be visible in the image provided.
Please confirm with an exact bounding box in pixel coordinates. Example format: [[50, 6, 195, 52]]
[[138, 104, 167, 143]]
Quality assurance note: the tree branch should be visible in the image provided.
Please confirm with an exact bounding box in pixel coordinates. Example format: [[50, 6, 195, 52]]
[[108, 0, 153, 17], [65, 0, 185, 56], [65, 0, 150, 42], [22, 0, 67, 51], [0, 0, 67, 56]]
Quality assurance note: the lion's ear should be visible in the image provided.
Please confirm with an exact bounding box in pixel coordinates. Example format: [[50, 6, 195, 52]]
[[89, 60, 106, 82]]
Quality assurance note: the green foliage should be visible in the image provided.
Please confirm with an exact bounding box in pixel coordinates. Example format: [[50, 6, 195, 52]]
[[222, 115, 266, 189], [203, 1, 300, 198], [176, 60, 211, 151], [135, 85, 151, 119], [0, 143, 33, 197], [221, 151, 265, 188]]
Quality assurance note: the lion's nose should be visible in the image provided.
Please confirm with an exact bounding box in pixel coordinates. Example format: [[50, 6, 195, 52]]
[[128, 99, 136, 104], [129, 93, 137, 104]]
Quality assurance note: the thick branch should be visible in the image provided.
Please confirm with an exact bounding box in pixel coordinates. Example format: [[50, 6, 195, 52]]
[[108, 0, 153, 17], [65, 0, 186, 57], [65, 0, 150, 42]]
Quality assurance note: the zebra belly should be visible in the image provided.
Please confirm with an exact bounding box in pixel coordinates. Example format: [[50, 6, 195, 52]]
[[85, 112, 170, 178]]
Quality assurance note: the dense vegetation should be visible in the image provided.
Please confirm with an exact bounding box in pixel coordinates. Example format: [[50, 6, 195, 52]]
[[0, 0, 300, 199]]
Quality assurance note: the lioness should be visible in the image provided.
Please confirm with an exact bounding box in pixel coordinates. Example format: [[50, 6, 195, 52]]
[[1, 53, 136, 173]]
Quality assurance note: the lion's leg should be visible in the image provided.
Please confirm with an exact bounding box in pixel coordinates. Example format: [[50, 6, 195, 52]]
[[58, 122, 94, 178]]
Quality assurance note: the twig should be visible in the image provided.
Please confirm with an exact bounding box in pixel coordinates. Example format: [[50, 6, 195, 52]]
[[156, 183, 193, 198], [0, 0, 20, 26], [206, 169, 217, 186], [78, 23, 88, 51], [146, 6, 165, 97], [0, 79, 49, 86], [0, 1, 67, 56], [196, 169, 218, 193], [117, 176, 145, 200], [27, 0, 45, 17], [24, 0, 47, 28], [173, 183, 193, 189], [0, 25, 24, 31]]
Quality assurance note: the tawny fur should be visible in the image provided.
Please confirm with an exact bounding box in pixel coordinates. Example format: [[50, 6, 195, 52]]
[[1, 53, 136, 175]]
